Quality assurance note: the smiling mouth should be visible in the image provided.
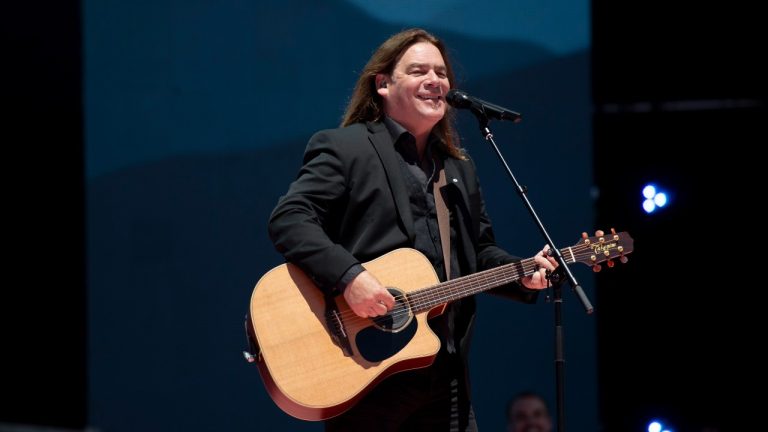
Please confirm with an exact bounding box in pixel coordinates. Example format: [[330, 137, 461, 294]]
[[416, 94, 443, 102]]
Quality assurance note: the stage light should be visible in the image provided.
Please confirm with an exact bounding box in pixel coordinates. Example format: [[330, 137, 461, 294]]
[[643, 185, 657, 199], [647, 419, 674, 432], [643, 198, 656, 213], [642, 184, 669, 213]]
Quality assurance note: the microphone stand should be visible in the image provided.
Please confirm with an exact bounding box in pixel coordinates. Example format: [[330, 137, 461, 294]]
[[468, 110, 593, 432]]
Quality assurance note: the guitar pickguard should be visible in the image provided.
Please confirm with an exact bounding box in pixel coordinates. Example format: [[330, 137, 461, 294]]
[[355, 316, 417, 362]]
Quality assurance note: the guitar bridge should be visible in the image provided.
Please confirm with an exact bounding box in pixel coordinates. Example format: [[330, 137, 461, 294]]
[[324, 295, 353, 357], [331, 309, 347, 338]]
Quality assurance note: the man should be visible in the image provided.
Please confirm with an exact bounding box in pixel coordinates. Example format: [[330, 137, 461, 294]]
[[506, 392, 553, 432], [268, 28, 557, 431]]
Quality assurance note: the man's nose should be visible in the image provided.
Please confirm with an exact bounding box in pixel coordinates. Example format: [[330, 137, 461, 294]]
[[424, 71, 441, 87]]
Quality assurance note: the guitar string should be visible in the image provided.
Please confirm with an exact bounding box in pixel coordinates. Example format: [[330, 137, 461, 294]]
[[328, 243, 611, 325], [325, 243, 625, 328], [326, 253, 586, 332], [330, 257, 544, 327]]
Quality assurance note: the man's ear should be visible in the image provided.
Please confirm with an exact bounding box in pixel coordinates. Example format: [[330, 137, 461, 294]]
[[376, 74, 388, 97]]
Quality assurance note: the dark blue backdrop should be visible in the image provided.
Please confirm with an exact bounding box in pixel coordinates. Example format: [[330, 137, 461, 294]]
[[85, 1, 595, 430]]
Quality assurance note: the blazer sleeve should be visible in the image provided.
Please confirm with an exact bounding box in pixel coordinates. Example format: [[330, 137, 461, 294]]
[[268, 130, 360, 293]]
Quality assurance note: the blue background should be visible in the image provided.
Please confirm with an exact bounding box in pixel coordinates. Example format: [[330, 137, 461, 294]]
[[85, 1, 594, 430]]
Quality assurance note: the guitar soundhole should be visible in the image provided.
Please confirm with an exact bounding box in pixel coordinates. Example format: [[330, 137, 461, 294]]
[[371, 287, 413, 332], [356, 287, 417, 362]]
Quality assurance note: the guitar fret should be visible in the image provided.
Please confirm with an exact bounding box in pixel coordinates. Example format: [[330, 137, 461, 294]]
[[410, 257, 535, 313], [405, 241, 609, 312]]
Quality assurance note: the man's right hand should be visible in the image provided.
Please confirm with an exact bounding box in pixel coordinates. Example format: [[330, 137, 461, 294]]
[[343, 270, 396, 318]]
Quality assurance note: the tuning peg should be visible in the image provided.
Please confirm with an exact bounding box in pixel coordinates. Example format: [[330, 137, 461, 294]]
[[606, 259, 615, 268], [611, 228, 617, 235], [620, 256, 628, 264], [592, 264, 602, 273], [582, 232, 591, 245]]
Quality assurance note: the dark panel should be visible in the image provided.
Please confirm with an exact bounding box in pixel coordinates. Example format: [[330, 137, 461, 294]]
[[593, 1, 765, 428], [593, 0, 766, 103], [2, 0, 86, 428]]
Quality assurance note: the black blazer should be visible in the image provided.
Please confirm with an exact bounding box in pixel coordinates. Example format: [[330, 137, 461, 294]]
[[268, 121, 537, 363]]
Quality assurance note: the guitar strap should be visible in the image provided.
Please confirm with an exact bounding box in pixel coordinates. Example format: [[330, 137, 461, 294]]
[[432, 155, 451, 281]]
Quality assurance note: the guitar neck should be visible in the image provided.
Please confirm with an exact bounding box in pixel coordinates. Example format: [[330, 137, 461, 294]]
[[407, 249, 577, 313]]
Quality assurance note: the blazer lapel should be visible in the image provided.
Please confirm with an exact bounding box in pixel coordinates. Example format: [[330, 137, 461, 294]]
[[444, 157, 471, 209], [367, 122, 415, 243]]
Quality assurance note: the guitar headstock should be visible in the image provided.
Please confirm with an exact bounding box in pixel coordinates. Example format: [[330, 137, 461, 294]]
[[566, 229, 634, 272]]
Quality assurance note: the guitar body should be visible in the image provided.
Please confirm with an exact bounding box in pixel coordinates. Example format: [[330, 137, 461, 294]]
[[248, 248, 445, 421]]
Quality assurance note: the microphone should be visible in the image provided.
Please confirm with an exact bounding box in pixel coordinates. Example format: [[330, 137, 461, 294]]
[[445, 89, 521, 123]]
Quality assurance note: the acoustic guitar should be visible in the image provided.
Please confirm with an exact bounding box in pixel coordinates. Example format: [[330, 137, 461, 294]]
[[245, 231, 632, 420]]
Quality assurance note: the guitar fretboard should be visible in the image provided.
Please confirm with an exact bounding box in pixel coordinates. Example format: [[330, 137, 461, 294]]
[[406, 250, 576, 313]]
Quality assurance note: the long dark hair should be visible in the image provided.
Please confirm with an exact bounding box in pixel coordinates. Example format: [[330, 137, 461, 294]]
[[341, 28, 464, 159]]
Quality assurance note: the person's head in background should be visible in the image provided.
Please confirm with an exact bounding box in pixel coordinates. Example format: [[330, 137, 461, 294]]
[[506, 391, 553, 432]]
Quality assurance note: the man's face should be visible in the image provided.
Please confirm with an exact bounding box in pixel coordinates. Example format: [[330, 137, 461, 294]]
[[507, 396, 553, 432], [378, 42, 450, 136]]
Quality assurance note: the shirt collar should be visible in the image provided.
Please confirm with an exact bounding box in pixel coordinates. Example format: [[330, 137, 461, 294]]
[[382, 116, 410, 143], [383, 116, 443, 162]]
